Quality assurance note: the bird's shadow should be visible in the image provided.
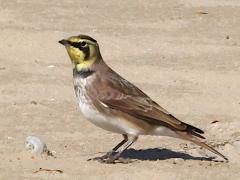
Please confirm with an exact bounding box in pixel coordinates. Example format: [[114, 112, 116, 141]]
[[117, 148, 215, 161]]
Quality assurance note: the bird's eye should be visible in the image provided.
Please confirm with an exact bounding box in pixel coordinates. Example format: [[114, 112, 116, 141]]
[[81, 41, 86, 46]]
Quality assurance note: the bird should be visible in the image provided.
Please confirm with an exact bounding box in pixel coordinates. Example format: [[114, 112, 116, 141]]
[[58, 34, 228, 163]]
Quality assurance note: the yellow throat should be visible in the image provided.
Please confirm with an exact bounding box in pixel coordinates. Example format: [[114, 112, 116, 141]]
[[59, 35, 101, 71]]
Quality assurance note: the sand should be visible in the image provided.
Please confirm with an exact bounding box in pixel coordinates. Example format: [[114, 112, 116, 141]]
[[0, 0, 240, 179]]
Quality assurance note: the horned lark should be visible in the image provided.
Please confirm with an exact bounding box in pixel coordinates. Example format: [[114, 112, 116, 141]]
[[59, 35, 228, 163]]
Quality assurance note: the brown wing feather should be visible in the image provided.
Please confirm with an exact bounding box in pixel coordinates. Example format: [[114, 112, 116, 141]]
[[86, 68, 204, 136]]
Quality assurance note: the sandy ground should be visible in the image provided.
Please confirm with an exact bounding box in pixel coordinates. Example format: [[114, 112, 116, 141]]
[[0, 0, 240, 179]]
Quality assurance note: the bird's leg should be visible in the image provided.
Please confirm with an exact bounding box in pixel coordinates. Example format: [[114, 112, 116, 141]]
[[99, 136, 138, 164], [88, 134, 128, 161], [112, 134, 128, 152], [99, 134, 128, 159]]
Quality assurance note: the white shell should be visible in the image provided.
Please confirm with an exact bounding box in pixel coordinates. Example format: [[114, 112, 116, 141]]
[[25, 136, 47, 154]]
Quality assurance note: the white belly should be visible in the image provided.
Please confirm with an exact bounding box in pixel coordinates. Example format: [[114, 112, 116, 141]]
[[79, 101, 142, 135]]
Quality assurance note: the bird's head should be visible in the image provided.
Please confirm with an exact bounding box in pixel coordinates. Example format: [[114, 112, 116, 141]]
[[59, 35, 101, 71]]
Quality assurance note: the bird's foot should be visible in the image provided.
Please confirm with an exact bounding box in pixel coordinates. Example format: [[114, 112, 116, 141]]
[[88, 152, 136, 164], [87, 151, 113, 162]]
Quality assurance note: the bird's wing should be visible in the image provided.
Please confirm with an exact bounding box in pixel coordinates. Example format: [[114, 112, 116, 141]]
[[87, 71, 204, 135]]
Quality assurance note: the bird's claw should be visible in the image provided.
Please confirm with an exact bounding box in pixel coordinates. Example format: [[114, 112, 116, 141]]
[[87, 151, 114, 162]]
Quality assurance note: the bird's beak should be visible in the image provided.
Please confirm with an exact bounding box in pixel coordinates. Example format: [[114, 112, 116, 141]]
[[58, 39, 69, 46]]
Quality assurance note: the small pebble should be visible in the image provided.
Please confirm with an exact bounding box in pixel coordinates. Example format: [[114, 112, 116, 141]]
[[47, 65, 56, 68], [30, 100, 38, 105], [7, 136, 14, 140]]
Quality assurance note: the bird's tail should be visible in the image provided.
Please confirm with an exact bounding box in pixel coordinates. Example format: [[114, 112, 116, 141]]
[[176, 131, 228, 161]]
